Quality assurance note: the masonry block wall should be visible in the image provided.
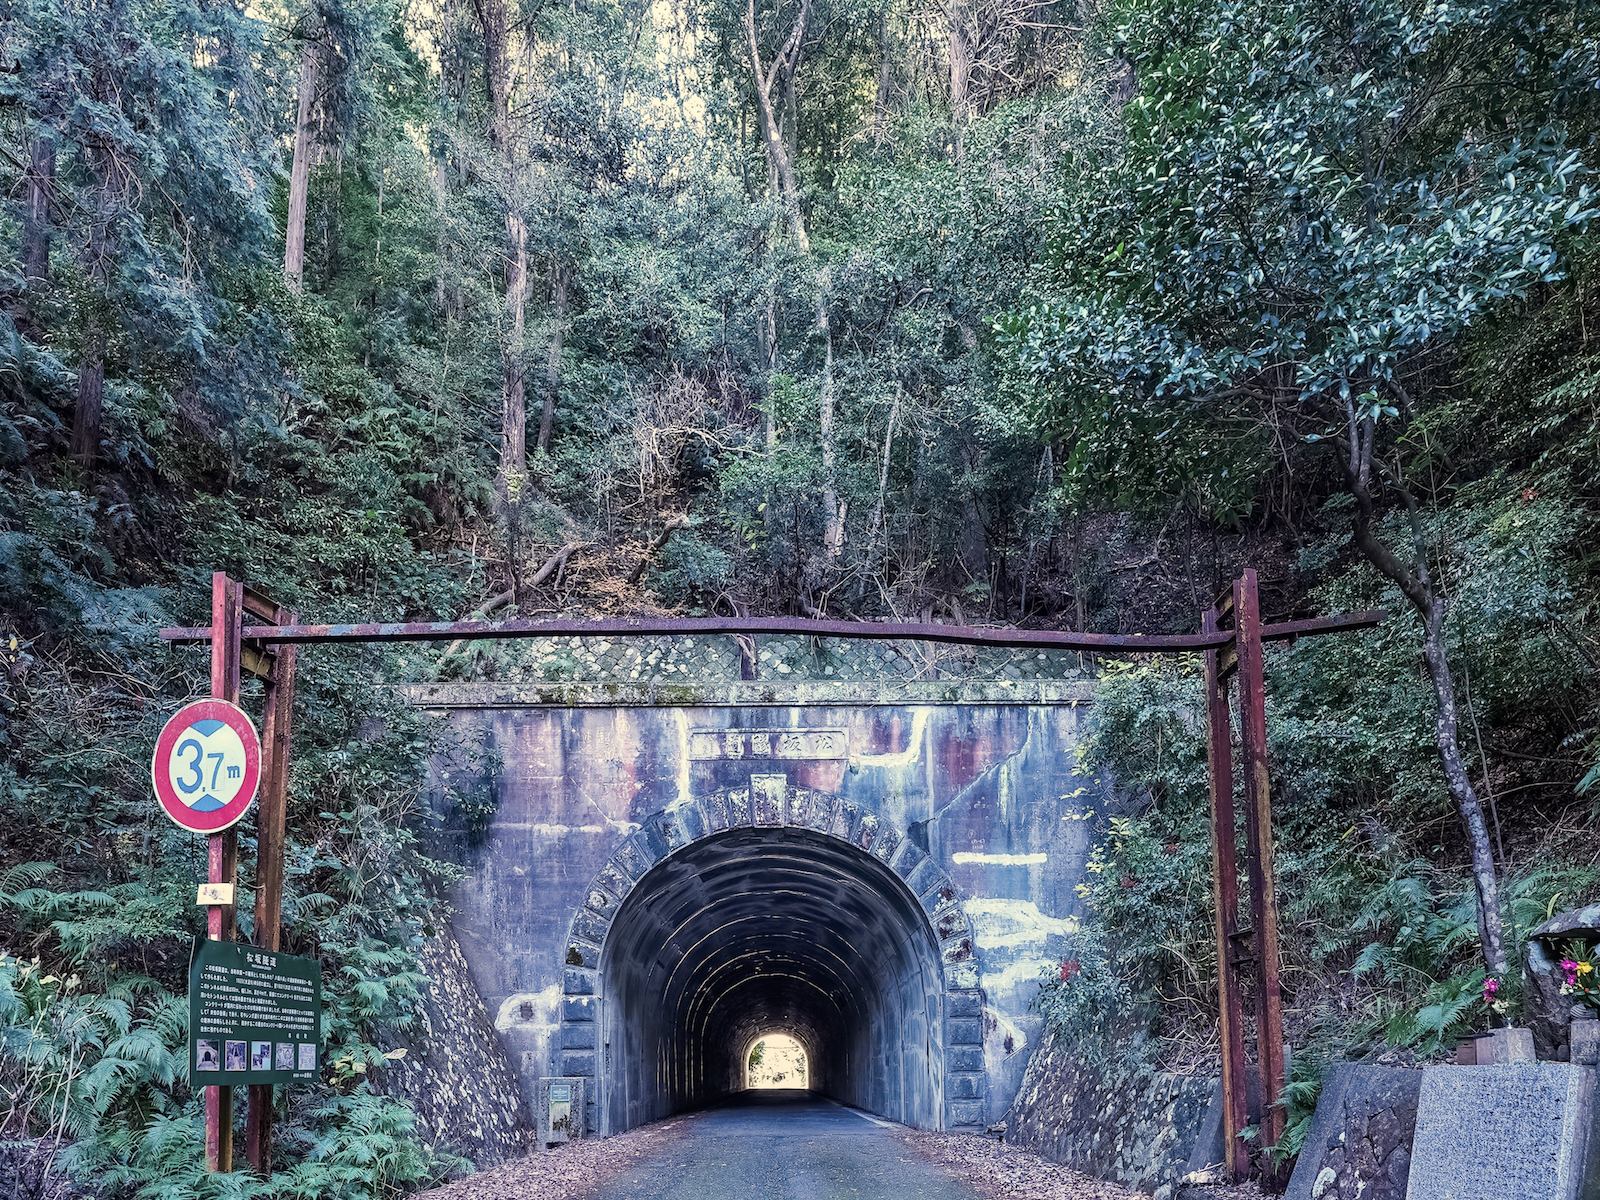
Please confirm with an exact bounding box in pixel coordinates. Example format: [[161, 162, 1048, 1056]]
[[405, 635, 1108, 1133]]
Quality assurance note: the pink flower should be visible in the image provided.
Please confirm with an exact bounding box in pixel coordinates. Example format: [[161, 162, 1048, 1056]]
[[1484, 977, 1500, 998], [1059, 959, 1081, 982], [1563, 959, 1581, 986]]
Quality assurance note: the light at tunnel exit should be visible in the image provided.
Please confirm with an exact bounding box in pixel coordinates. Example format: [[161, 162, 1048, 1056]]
[[746, 1033, 808, 1090]]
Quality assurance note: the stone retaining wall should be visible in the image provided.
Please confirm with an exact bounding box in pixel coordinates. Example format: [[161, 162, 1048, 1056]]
[[1284, 1065, 1421, 1200], [1003, 1027, 1215, 1198], [382, 927, 533, 1165]]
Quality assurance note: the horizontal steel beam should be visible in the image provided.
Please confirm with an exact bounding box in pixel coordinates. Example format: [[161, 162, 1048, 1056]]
[[158, 609, 1385, 654]]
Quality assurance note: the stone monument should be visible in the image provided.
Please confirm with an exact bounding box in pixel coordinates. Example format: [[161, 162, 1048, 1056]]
[[1406, 1063, 1595, 1200]]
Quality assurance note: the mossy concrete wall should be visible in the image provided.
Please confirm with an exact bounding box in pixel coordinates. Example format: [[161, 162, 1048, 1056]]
[[402, 633, 1109, 1130]]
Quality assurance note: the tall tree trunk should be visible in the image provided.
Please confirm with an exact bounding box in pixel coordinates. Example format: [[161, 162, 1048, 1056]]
[[22, 134, 54, 286], [73, 147, 116, 470], [747, 0, 842, 555], [71, 330, 104, 468], [949, 0, 970, 160], [501, 210, 528, 476], [1341, 410, 1508, 976], [284, 21, 319, 291], [873, 3, 894, 138], [817, 295, 842, 557], [475, 0, 528, 480], [536, 259, 569, 454], [745, 0, 812, 253]]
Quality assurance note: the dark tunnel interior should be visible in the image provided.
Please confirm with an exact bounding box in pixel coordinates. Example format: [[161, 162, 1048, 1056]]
[[598, 826, 947, 1134]]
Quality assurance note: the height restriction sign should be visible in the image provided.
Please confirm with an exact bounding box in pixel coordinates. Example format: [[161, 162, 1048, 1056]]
[[152, 699, 262, 833]]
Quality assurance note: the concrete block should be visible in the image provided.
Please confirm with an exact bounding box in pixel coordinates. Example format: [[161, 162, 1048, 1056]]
[[560, 1022, 596, 1049], [785, 787, 815, 828], [1571, 1016, 1600, 1067], [570, 908, 609, 946], [666, 800, 706, 846], [855, 813, 881, 854], [561, 996, 597, 1023], [803, 791, 838, 834], [750, 774, 784, 824], [935, 907, 969, 942], [902, 856, 940, 897], [944, 961, 979, 990], [700, 790, 731, 832], [1283, 1065, 1417, 1200], [920, 878, 959, 919], [871, 823, 901, 864], [725, 787, 751, 827], [947, 1072, 984, 1099], [595, 861, 633, 903], [635, 820, 672, 863], [610, 840, 650, 884], [562, 968, 595, 996], [945, 990, 983, 1018], [945, 1017, 983, 1046], [558, 1051, 596, 1078], [564, 940, 599, 970], [1407, 1063, 1595, 1200], [829, 800, 863, 844], [942, 936, 974, 964], [889, 836, 925, 880], [947, 1099, 986, 1128], [583, 885, 620, 920], [948, 1045, 985, 1072]]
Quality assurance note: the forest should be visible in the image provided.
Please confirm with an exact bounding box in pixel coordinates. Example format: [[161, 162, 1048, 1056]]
[[2, 0, 1600, 1193]]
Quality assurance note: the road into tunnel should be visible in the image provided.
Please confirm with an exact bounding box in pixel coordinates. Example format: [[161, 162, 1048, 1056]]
[[598, 826, 947, 1132]]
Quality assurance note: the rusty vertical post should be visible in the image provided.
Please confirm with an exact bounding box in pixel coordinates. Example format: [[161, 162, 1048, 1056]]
[[206, 572, 242, 1173], [1203, 607, 1248, 1180], [1233, 570, 1285, 1161], [245, 602, 297, 1175]]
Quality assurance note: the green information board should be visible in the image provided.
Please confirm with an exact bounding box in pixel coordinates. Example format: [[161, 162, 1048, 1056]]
[[189, 938, 322, 1086]]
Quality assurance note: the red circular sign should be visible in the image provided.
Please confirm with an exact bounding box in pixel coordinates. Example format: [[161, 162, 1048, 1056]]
[[151, 699, 262, 833]]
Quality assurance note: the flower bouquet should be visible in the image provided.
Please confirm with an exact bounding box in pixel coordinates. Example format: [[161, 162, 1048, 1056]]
[[1558, 941, 1600, 1012]]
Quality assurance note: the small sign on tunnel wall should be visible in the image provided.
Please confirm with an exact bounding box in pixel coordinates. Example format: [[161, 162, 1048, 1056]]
[[539, 1076, 585, 1145]]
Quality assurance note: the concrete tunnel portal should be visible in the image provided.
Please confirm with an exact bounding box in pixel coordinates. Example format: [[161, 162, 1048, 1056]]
[[556, 785, 990, 1137]]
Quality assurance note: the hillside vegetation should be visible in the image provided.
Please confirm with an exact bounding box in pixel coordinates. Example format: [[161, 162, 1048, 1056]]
[[2, 0, 1600, 1194]]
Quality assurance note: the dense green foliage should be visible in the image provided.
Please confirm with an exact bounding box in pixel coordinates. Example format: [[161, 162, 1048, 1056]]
[[3, 0, 1600, 1189]]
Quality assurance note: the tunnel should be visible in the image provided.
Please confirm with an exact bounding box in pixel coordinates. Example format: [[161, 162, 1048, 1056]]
[[593, 824, 950, 1134]]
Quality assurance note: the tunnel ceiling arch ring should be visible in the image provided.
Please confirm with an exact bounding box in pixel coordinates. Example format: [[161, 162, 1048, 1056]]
[[557, 776, 987, 1136]]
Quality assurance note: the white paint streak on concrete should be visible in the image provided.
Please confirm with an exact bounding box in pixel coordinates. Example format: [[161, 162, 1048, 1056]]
[[979, 959, 1058, 993], [952, 851, 1047, 866], [673, 709, 693, 807], [494, 984, 562, 1034], [963, 898, 1081, 948], [494, 822, 613, 835], [853, 706, 930, 770]]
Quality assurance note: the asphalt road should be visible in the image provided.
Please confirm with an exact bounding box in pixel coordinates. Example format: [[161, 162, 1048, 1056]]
[[586, 1091, 981, 1200]]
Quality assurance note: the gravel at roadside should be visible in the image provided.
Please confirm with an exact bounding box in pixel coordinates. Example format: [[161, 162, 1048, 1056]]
[[894, 1130, 1139, 1199], [416, 1115, 699, 1200]]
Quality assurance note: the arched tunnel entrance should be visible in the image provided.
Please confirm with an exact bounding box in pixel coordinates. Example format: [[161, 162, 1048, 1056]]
[[557, 783, 987, 1137], [602, 827, 943, 1131]]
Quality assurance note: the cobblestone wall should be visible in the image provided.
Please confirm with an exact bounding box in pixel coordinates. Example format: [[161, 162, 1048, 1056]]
[[382, 927, 534, 1165], [1004, 1027, 1215, 1198], [1284, 1066, 1421, 1200], [428, 630, 1096, 688]]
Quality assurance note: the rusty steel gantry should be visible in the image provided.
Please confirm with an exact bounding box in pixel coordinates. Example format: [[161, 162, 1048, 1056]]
[[162, 567, 1379, 1180]]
